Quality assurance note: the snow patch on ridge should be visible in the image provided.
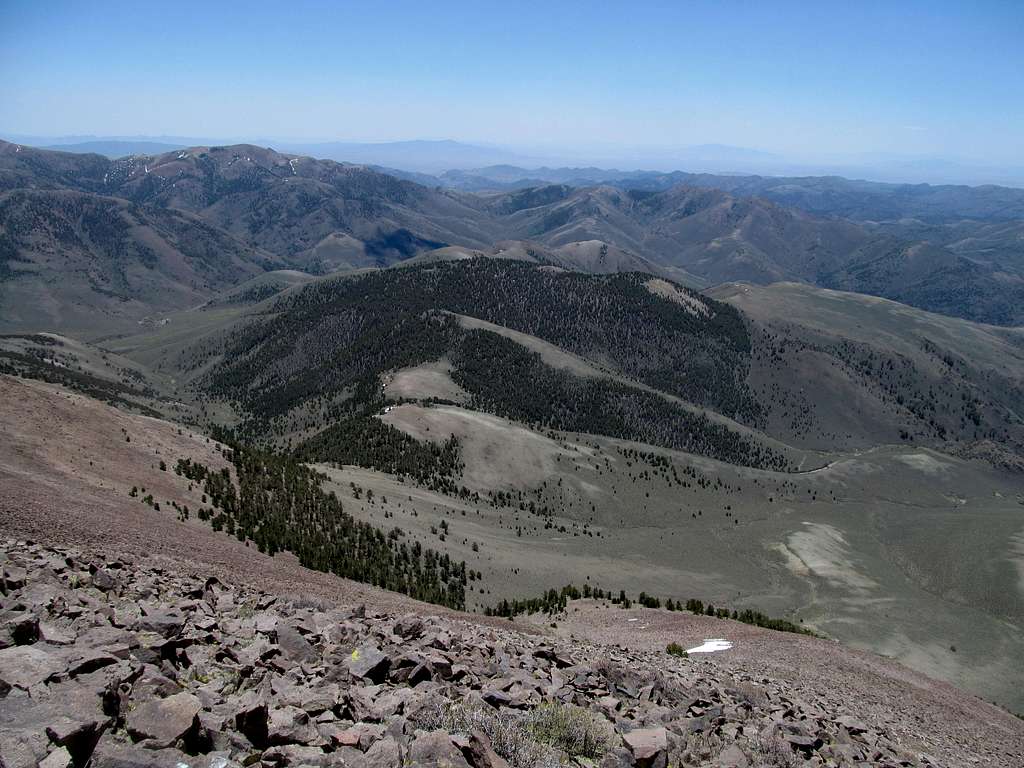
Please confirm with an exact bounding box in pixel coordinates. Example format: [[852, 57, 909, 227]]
[[687, 638, 733, 653]]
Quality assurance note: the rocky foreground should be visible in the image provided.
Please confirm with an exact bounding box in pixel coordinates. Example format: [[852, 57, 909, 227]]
[[0, 539, 979, 767]]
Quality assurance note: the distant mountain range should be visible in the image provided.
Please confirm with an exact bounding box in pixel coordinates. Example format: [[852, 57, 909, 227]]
[[2, 139, 1023, 332], [428, 165, 1024, 221], [42, 140, 189, 157], [10, 134, 1024, 186], [10, 135, 533, 173]]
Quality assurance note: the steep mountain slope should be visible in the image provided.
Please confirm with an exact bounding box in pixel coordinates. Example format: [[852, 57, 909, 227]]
[[448, 164, 1024, 222], [0, 142, 506, 334], [0, 187, 276, 335], [0, 140, 111, 191], [492, 183, 900, 280], [4, 534, 1022, 768], [401, 238, 702, 284], [5, 258, 1024, 710], [432, 167, 1024, 324], [0, 140, 496, 271], [480, 182, 1024, 324], [678, 173, 1024, 223], [97, 144, 495, 270], [711, 281, 1024, 464], [91, 258, 1021, 471], [820, 242, 1024, 326], [171, 260, 794, 472]]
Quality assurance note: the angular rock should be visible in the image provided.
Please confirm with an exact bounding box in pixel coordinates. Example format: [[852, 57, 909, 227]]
[[39, 746, 73, 768], [0, 609, 40, 648], [45, 712, 104, 764], [393, 615, 425, 640], [275, 624, 315, 664], [38, 621, 75, 646], [481, 688, 512, 708], [348, 645, 390, 682], [409, 730, 472, 768], [0, 644, 66, 689], [784, 732, 821, 755], [717, 743, 750, 767], [90, 568, 117, 592], [267, 705, 321, 746], [454, 729, 510, 768], [126, 692, 202, 747], [90, 736, 198, 768], [231, 692, 269, 748], [135, 612, 184, 639], [261, 743, 330, 766], [622, 727, 668, 768], [1, 564, 28, 592], [0, 727, 50, 768], [364, 737, 403, 765]]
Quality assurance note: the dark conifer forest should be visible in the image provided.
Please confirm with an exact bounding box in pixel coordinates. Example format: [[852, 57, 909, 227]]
[[175, 444, 467, 609], [189, 260, 788, 474]]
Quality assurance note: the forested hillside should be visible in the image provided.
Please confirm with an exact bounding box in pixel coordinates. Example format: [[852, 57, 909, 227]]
[[185, 260, 788, 472]]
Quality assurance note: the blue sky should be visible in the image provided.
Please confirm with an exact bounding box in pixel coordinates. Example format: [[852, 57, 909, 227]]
[[2, 0, 1022, 164]]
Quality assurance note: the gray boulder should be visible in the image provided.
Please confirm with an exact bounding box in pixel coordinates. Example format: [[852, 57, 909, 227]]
[[348, 645, 390, 683], [126, 692, 202, 747]]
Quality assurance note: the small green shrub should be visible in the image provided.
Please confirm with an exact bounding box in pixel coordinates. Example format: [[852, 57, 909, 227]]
[[415, 698, 614, 767], [666, 642, 688, 657], [415, 699, 560, 768], [524, 701, 616, 759]]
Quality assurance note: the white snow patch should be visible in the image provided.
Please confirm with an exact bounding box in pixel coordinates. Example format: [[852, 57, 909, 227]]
[[687, 638, 732, 654]]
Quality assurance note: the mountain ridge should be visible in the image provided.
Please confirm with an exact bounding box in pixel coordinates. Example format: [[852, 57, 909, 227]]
[[3, 140, 1024, 335]]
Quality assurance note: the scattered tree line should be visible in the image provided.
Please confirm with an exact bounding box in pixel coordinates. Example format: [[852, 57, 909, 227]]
[[0, 346, 162, 417], [174, 440, 467, 610], [453, 329, 791, 471], [485, 584, 817, 637], [297, 410, 464, 494]]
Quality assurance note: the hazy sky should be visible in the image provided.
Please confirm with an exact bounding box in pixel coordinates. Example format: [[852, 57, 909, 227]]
[[3, 0, 1022, 163]]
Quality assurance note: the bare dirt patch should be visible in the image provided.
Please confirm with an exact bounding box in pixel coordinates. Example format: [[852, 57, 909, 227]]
[[383, 359, 469, 403], [644, 277, 710, 317]]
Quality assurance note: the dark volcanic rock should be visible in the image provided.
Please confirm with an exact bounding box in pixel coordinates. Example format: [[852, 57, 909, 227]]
[[622, 727, 668, 768], [347, 645, 390, 683], [126, 691, 202, 747], [0, 537, 987, 768]]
